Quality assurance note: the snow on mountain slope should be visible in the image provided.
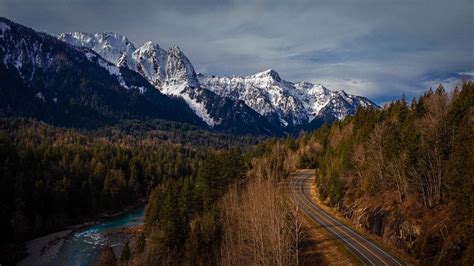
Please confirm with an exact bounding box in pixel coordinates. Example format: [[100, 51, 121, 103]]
[[59, 32, 136, 66], [198, 69, 377, 127], [59, 32, 216, 126], [197, 69, 309, 127], [60, 33, 199, 88], [165, 46, 199, 87], [293, 81, 374, 120], [315, 90, 374, 120], [0, 17, 206, 128], [58, 30, 377, 132], [123, 41, 167, 86]]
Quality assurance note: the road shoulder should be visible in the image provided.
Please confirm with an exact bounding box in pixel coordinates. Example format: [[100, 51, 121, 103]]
[[307, 173, 417, 265], [288, 171, 360, 265]]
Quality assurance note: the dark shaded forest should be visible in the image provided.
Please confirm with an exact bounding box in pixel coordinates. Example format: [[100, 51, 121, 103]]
[[1, 82, 472, 265], [0, 118, 257, 263]]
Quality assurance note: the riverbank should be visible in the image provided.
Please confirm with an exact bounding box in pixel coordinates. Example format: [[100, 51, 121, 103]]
[[17, 206, 145, 266], [105, 224, 144, 259], [18, 230, 72, 266]]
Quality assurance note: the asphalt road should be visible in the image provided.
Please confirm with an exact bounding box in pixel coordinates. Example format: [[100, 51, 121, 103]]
[[289, 169, 405, 266]]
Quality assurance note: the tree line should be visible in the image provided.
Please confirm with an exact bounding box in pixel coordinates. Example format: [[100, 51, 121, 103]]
[[313, 82, 473, 264], [2, 81, 471, 265], [0, 118, 256, 264], [89, 81, 474, 265], [240, 81, 473, 265]]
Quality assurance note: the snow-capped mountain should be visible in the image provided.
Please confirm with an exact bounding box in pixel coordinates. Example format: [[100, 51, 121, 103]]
[[1, 17, 377, 135], [198, 70, 376, 127], [59, 33, 212, 121], [59, 32, 136, 66], [58, 29, 377, 134], [59, 32, 275, 133], [0, 17, 204, 128], [198, 70, 307, 127], [59, 33, 199, 89]]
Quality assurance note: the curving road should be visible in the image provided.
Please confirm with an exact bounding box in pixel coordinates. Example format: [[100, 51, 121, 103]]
[[289, 169, 405, 266]]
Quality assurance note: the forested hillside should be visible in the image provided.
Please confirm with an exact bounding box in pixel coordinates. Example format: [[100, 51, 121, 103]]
[[129, 137, 305, 265], [2, 82, 471, 265], [237, 81, 473, 265], [312, 82, 473, 264], [0, 117, 257, 263], [0, 17, 206, 129]]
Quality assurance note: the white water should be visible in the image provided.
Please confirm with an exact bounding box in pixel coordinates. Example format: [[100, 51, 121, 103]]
[[20, 208, 144, 266]]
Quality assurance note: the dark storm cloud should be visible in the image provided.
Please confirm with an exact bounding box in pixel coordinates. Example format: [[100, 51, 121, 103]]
[[1, 0, 473, 103]]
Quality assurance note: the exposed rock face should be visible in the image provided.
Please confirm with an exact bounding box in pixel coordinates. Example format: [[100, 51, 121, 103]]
[[59, 31, 378, 133], [59, 32, 136, 66], [59, 33, 199, 90], [122, 41, 168, 87], [198, 71, 377, 128], [341, 202, 422, 255], [59, 32, 276, 134], [0, 17, 204, 128]]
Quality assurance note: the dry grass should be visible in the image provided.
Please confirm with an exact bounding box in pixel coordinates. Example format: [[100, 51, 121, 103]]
[[298, 215, 359, 266]]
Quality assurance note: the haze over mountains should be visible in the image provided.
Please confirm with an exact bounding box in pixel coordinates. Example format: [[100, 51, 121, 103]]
[[1, 17, 377, 135]]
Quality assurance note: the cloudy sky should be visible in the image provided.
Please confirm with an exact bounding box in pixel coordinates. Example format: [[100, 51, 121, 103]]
[[1, 0, 473, 103]]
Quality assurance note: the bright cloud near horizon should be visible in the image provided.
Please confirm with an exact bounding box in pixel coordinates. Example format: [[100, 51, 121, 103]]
[[1, 0, 473, 104]]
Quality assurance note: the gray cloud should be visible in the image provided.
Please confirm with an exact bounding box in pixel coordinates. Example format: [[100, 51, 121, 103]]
[[1, 0, 473, 103]]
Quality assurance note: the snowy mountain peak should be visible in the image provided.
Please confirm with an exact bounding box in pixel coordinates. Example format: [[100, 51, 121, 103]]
[[57, 29, 377, 132], [3, 17, 378, 135], [134, 41, 164, 59], [165, 45, 199, 87], [254, 69, 281, 82], [198, 70, 378, 127], [59, 32, 136, 65], [295, 82, 328, 95], [167, 45, 182, 54], [59, 32, 199, 87], [99, 32, 134, 46], [140, 41, 160, 51]]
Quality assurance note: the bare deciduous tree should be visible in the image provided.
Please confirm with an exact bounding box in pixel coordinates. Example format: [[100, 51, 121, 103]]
[[410, 89, 450, 208], [386, 153, 408, 202], [219, 178, 305, 266], [366, 124, 387, 192]]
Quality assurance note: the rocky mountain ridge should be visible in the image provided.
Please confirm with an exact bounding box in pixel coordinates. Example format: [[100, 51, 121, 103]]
[[59, 31, 378, 132]]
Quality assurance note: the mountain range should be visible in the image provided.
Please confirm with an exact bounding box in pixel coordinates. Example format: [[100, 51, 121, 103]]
[[1, 17, 377, 135]]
